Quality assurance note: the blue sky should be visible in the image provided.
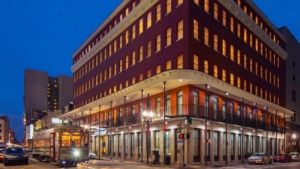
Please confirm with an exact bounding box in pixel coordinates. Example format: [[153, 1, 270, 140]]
[[0, 0, 299, 143]]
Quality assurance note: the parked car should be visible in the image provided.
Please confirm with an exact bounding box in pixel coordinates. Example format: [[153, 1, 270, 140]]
[[289, 152, 300, 161], [248, 152, 272, 165], [3, 147, 28, 166], [273, 153, 292, 162], [89, 150, 95, 159]]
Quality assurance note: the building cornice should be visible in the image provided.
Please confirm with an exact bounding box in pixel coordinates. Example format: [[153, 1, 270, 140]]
[[71, 0, 158, 73], [60, 69, 293, 118], [218, 0, 287, 60]]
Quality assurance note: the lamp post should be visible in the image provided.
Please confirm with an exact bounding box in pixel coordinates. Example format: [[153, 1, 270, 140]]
[[225, 92, 228, 165], [8, 133, 11, 144], [143, 110, 153, 164]]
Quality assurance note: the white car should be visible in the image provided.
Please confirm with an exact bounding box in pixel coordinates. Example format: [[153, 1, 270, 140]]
[[248, 152, 272, 165], [89, 150, 95, 159]]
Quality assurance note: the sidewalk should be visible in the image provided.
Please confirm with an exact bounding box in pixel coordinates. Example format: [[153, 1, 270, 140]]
[[96, 156, 246, 168]]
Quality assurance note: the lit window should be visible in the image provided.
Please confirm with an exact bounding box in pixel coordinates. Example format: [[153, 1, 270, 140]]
[[194, 55, 199, 70], [147, 11, 152, 29], [132, 24, 136, 40], [147, 69, 151, 78], [119, 83, 122, 90], [204, 27, 209, 46], [222, 69, 226, 81], [230, 45, 234, 61], [277, 77, 280, 88], [269, 72, 272, 84], [166, 0, 171, 14], [124, 30, 128, 45], [237, 50, 241, 65], [237, 77, 241, 88], [249, 34, 253, 47], [139, 18, 143, 34], [177, 20, 183, 40], [139, 45, 143, 62], [204, 0, 209, 13], [230, 17, 234, 33], [214, 65, 218, 78], [255, 38, 259, 52], [260, 66, 263, 78], [156, 34, 161, 52], [156, 65, 161, 74], [237, 0, 241, 7], [255, 62, 258, 75], [166, 60, 171, 70], [222, 39, 226, 56], [177, 55, 183, 69], [113, 63, 117, 75], [132, 77, 136, 84], [265, 69, 268, 81], [166, 27, 171, 46], [139, 73, 143, 81], [177, 0, 183, 6], [237, 23, 241, 38], [222, 10, 226, 27], [244, 80, 247, 90], [250, 83, 253, 93], [244, 28, 247, 43], [255, 86, 258, 95], [194, 20, 199, 40], [147, 40, 151, 57], [119, 35, 123, 49], [204, 60, 209, 74], [249, 58, 253, 72], [194, 0, 199, 5], [214, 34, 218, 51], [156, 4, 161, 22], [244, 55, 247, 69], [125, 55, 129, 69], [132, 51, 136, 66], [125, 80, 129, 87], [214, 3, 219, 20], [230, 73, 234, 85], [113, 40, 117, 53]]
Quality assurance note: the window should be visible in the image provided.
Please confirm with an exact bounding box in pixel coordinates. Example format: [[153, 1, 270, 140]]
[[214, 34, 218, 51], [132, 51, 136, 66], [244, 55, 247, 69], [194, 0, 199, 5], [177, 91, 183, 115], [125, 30, 129, 44], [222, 10, 226, 27], [166, 0, 171, 14], [204, 27, 209, 46], [156, 34, 161, 52], [139, 73, 143, 81], [166, 60, 171, 70], [147, 40, 151, 57], [139, 46, 143, 61], [204, 0, 209, 13], [244, 80, 247, 91], [177, 20, 183, 40], [255, 38, 259, 51], [214, 65, 218, 78], [214, 132, 219, 157], [113, 63, 117, 76], [244, 28, 247, 43], [214, 3, 219, 20], [194, 20, 199, 39], [177, 0, 183, 6], [230, 17, 234, 33], [125, 55, 129, 69], [154, 131, 160, 150], [237, 77, 241, 88], [156, 4, 161, 22], [230, 73, 234, 85], [113, 40, 117, 53], [132, 24, 136, 40], [222, 39, 226, 56], [119, 35, 123, 49], [250, 83, 253, 93], [166, 27, 171, 46], [250, 34, 253, 47], [132, 77, 136, 84], [194, 55, 199, 70], [222, 69, 226, 81], [147, 69, 151, 78], [147, 11, 152, 28], [237, 23, 241, 38], [237, 50, 241, 65], [156, 65, 161, 74], [260, 66, 263, 78], [231, 134, 235, 156], [139, 18, 143, 34], [119, 59, 122, 73], [204, 60, 209, 74], [230, 45, 234, 61], [177, 55, 183, 69]]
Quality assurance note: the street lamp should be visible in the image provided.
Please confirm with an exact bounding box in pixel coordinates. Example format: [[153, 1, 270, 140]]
[[143, 110, 153, 164]]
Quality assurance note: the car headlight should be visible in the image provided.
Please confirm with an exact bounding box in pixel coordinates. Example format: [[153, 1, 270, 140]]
[[74, 150, 80, 156]]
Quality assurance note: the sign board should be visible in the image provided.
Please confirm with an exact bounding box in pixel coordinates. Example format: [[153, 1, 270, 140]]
[[177, 139, 184, 143], [51, 118, 62, 124]]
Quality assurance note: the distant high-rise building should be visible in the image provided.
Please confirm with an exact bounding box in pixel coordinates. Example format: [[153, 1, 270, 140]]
[[23, 68, 73, 145], [0, 116, 9, 145]]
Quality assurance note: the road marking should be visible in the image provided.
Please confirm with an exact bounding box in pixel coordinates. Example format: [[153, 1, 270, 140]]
[[21, 163, 33, 169]]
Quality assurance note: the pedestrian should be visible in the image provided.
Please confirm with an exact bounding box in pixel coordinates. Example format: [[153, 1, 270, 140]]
[[152, 152, 156, 166]]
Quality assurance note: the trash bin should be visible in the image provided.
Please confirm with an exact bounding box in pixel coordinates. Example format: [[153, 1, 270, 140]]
[[165, 155, 171, 165], [152, 150, 159, 162]]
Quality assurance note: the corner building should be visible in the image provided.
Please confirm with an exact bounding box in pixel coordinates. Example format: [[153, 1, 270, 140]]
[[63, 0, 294, 165]]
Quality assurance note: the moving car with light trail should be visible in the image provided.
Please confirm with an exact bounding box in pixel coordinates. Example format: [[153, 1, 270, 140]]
[[32, 124, 89, 167]]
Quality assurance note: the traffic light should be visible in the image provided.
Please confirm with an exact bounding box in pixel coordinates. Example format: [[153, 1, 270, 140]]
[[178, 133, 184, 139]]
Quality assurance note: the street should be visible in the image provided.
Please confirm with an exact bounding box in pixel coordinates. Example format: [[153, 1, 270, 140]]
[[0, 157, 300, 169]]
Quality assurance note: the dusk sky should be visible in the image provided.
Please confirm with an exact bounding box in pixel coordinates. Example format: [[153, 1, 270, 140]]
[[0, 0, 299, 143]]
